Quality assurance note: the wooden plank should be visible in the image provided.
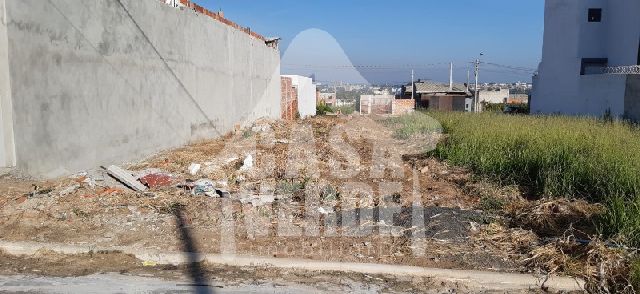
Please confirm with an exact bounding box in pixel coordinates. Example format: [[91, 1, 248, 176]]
[[105, 165, 148, 192]]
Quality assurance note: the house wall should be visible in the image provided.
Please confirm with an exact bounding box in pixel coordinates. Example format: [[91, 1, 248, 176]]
[[479, 89, 510, 104], [2, 0, 281, 177], [532, 0, 640, 118], [424, 95, 467, 112], [282, 75, 316, 118], [624, 75, 640, 121], [280, 77, 298, 120]]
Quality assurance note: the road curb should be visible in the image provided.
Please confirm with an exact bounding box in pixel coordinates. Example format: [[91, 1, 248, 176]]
[[0, 240, 584, 292]]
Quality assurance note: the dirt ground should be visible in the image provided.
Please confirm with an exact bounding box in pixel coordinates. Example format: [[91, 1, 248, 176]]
[[0, 115, 607, 289]]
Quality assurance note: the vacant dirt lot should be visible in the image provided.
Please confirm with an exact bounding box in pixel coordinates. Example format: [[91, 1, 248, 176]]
[[0, 115, 602, 289]]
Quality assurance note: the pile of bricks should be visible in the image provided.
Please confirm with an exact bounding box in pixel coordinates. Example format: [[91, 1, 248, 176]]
[[281, 77, 299, 120], [161, 0, 267, 42]]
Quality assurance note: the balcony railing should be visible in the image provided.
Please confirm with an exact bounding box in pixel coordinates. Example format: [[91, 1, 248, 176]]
[[602, 65, 640, 75]]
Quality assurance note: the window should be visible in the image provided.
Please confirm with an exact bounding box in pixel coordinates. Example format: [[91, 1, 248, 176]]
[[581, 58, 608, 75], [588, 8, 602, 22]]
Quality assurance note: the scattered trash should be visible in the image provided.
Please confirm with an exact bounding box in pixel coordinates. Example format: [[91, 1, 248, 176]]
[[274, 139, 290, 144], [240, 155, 254, 171], [239, 194, 276, 207], [28, 185, 53, 198], [216, 189, 231, 198], [188, 163, 201, 175], [139, 173, 173, 189], [190, 179, 228, 198], [251, 124, 271, 133], [191, 179, 217, 197], [59, 184, 81, 196], [142, 260, 157, 267], [105, 165, 148, 192], [421, 166, 429, 174]]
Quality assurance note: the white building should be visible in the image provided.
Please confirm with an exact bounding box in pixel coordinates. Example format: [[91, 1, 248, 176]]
[[479, 88, 510, 104], [532, 0, 640, 120], [282, 75, 317, 118]]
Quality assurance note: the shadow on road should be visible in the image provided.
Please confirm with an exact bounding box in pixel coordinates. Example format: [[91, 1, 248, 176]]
[[173, 206, 214, 294]]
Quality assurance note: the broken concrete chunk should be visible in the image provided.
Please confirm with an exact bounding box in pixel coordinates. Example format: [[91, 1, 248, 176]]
[[105, 165, 148, 192], [317, 207, 335, 215], [240, 155, 254, 171], [188, 163, 202, 175], [139, 173, 173, 189]]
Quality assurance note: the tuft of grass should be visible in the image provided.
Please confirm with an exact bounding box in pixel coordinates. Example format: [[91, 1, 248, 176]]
[[242, 130, 255, 139], [391, 111, 640, 246], [333, 105, 355, 115], [631, 258, 640, 291], [385, 112, 443, 139], [479, 196, 506, 212]]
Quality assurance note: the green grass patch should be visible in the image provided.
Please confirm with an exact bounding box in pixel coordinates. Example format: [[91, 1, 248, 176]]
[[631, 258, 640, 291], [390, 111, 640, 246], [385, 112, 443, 139]]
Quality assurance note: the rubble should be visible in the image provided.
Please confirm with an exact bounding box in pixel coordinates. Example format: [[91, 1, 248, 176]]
[[139, 173, 173, 189], [240, 154, 254, 171], [190, 179, 228, 198], [188, 163, 201, 176], [239, 194, 277, 207], [59, 184, 80, 196], [317, 207, 334, 215], [105, 165, 148, 192]]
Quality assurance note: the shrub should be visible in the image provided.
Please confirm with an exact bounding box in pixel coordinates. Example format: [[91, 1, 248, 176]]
[[316, 102, 333, 115]]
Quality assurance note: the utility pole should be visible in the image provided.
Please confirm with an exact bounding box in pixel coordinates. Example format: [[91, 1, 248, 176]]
[[467, 69, 470, 92], [449, 62, 453, 91], [411, 69, 415, 101], [474, 59, 480, 113]]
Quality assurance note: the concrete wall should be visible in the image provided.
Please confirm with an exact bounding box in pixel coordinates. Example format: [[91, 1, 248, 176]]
[[282, 75, 316, 118], [360, 95, 393, 115], [2, 0, 281, 177], [0, 0, 16, 168]]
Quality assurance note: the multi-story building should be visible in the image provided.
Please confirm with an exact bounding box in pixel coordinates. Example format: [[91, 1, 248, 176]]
[[532, 0, 640, 120]]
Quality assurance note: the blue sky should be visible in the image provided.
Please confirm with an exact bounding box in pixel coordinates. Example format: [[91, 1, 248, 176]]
[[198, 0, 545, 84]]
